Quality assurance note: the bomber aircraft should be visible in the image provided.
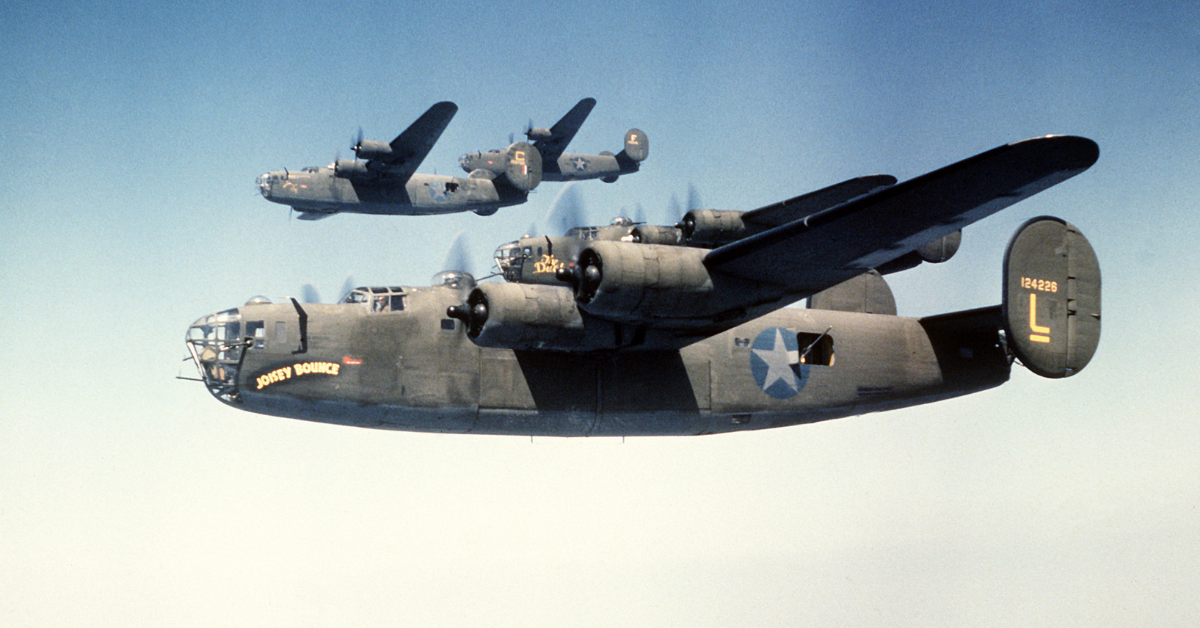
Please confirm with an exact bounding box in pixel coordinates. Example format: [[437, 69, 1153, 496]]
[[188, 136, 1100, 436], [458, 98, 648, 184], [256, 101, 542, 219]]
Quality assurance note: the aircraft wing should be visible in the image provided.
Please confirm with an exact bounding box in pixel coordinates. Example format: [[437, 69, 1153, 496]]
[[534, 98, 597, 161], [740, 175, 897, 229], [705, 136, 1100, 294], [381, 101, 458, 179]]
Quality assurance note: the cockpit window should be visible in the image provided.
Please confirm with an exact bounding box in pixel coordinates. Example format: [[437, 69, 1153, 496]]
[[341, 288, 370, 304], [342, 286, 407, 312], [565, 226, 600, 240]]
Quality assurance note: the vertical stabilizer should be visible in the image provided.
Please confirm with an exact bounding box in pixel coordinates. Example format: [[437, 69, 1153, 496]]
[[1002, 217, 1101, 378]]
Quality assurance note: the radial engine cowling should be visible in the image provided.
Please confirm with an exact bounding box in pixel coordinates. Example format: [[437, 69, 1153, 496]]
[[680, 209, 748, 247], [449, 283, 585, 351], [631, 225, 683, 245], [353, 139, 393, 161], [569, 241, 717, 324], [334, 159, 378, 179]]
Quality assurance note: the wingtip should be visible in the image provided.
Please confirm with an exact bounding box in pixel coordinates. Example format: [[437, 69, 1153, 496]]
[[1015, 135, 1100, 171]]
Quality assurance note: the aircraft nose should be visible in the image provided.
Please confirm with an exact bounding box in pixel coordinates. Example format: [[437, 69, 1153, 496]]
[[184, 308, 246, 405], [256, 174, 271, 198]]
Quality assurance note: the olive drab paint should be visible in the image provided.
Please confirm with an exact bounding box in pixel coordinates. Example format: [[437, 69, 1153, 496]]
[[191, 136, 1102, 436], [1003, 217, 1101, 378]]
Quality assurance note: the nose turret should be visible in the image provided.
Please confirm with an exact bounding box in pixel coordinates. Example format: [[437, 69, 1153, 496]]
[[184, 307, 246, 405], [256, 172, 274, 199]]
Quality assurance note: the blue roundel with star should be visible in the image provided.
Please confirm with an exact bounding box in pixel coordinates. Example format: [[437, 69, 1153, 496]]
[[750, 327, 808, 399]]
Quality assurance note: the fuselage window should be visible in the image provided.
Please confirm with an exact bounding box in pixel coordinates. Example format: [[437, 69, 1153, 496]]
[[796, 332, 834, 366], [247, 321, 266, 349], [275, 321, 288, 346], [440, 318, 456, 331]]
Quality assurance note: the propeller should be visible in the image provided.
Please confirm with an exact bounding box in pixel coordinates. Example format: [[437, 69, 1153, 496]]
[[631, 203, 647, 225], [352, 127, 364, 156], [301, 284, 321, 304], [668, 183, 703, 228], [442, 231, 474, 275], [686, 183, 703, 213], [542, 183, 587, 235], [298, 275, 357, 304], [667, 193, 683, 224], [338, 275, 357, 301]]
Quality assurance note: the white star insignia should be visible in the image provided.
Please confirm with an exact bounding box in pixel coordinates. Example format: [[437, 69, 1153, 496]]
[[752, 328, 799, 392]]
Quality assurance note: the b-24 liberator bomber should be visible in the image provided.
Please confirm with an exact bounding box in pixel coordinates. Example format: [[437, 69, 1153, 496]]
[[256, 101, 542, 220], [459, 98, 648, 184], [189, 136, 1100, 436]]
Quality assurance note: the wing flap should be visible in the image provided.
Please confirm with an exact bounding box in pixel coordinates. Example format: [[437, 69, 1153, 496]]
[[705, 136, 1099, 294]]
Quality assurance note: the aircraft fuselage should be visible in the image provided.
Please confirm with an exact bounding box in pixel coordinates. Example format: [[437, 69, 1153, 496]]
[[458, 152, 638, 183], [186, 283, 1010, 436], [256, 167, 527, 216]]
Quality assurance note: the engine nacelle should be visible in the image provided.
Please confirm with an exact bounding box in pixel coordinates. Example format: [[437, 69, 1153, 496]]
[[916, 230, 962, 263], [630, 225, 683, 245], [447, 283, 585, 351], [353, 139, 393, 161], [333, 159, 374, 179], [568, 241, 718, 324], [525, 126, 553, 141], [875, 230, 964, 275], [679, 209, 748, 247]]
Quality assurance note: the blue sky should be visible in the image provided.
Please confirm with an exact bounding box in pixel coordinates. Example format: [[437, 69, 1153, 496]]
[[2, 1, 1198, 626]]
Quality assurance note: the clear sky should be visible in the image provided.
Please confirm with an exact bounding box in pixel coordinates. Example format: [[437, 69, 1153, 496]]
[[2, 1, 1198, 626]]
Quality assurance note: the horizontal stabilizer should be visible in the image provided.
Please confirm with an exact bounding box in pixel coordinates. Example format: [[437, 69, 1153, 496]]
[[1002, 217, 1100, 378]]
